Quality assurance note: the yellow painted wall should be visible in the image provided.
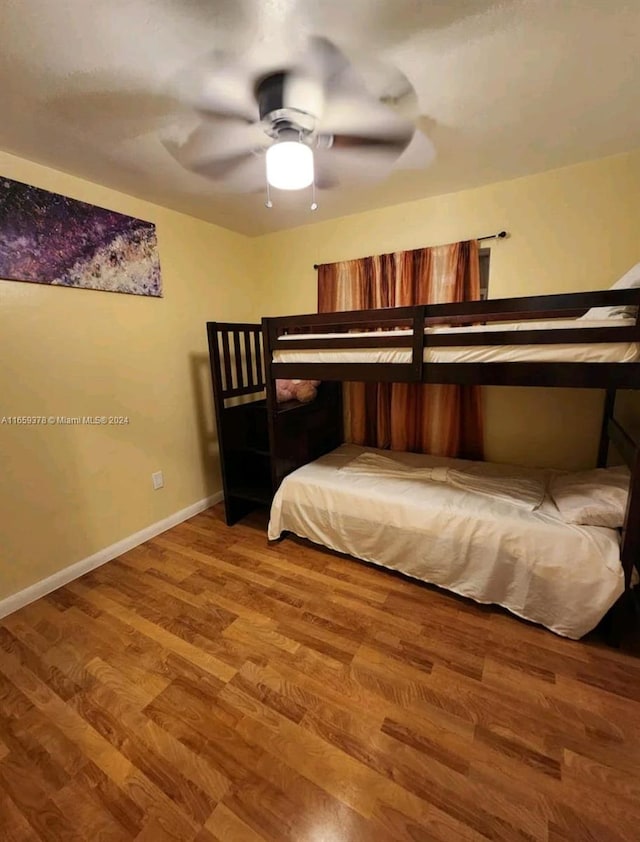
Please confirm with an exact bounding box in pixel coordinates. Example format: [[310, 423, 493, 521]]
[[0, 151, 259, 601], [253, 149, 640, 470], [2, 147, 639, 603]]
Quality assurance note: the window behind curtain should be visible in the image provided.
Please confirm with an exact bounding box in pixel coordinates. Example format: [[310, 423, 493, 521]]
[[479, 247, 491, 300]]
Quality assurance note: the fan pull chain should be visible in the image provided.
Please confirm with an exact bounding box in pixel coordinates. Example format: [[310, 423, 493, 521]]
[[265, 179, 273, 209]]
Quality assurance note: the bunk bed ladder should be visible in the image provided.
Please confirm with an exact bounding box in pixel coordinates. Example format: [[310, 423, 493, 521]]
[[207, 322, 270, 526], [208, 320, 344, 525]]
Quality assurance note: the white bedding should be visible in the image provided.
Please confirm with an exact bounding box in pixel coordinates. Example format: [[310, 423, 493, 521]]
[[273, 317, 639, 364], [341, 451, 547, 511], [268, 444, 625, 638]]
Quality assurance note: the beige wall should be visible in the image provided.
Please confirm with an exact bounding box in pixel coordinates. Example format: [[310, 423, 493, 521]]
[[253, 149, 640, 471], [0, 151, 259, 601]]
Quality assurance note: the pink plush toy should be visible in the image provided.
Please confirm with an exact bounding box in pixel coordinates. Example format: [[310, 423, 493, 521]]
[[275, 379, 321, 404]]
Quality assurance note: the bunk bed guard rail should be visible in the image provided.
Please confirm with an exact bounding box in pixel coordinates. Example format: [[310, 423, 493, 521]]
[[263, 288, 640, 388], [264, 305, 424, 382], [208, 322, 265, 403]]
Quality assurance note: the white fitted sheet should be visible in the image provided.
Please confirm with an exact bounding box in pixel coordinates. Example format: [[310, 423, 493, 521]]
[[268, 445, 625, 639], [272, 318, 639, 364]]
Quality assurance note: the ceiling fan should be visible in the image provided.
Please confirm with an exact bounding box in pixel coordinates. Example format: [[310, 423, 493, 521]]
[[163, 36, 435, 208]]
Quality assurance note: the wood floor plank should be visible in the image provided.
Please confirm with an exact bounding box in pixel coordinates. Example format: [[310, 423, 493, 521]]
[[1, 502, 639, 840], [204, 802, 270, 842], [0, 789, 43, 842], [69, 583, 237, 683], [76, 761, 145, 837], [0, 749, 84, 841], [70, 681, 216, 826], [51, 777, 131, 842], [121, 767, 200, 840], [0, 649, 134, 787], [234, 693, 493, 840]]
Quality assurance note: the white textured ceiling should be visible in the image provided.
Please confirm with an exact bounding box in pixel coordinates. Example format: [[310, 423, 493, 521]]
[[1, 0, 639, 235]]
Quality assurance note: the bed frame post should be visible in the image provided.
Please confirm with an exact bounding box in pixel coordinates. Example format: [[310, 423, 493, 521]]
[[262, 318, 278, 492], [207, 322, 235, 525], [412, 306, 425, 381], [597, 388, 617, 467], [603, 413, 640, 645], [262, 318, 276, 412], [601, 401, 640, 591], [620, 448, 640, 590], [606, 456, 640, 646]]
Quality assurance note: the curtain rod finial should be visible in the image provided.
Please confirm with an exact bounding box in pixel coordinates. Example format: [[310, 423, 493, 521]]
[[313, 263, 319, 269]]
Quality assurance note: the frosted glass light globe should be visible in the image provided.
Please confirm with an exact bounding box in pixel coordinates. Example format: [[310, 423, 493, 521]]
[[265, 141, 314, 190]]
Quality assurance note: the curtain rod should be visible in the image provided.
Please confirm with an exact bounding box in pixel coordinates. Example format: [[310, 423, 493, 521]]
[[478, 230, 508, 241], [313, 230, 509, 269]]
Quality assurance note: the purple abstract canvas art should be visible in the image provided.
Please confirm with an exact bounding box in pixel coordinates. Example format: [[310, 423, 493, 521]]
[[0, 177, 161, 297]]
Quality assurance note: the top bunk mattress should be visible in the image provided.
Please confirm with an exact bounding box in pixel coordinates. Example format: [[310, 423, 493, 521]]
[[272, 317, 640, 364], [268, 444, 625, 638]]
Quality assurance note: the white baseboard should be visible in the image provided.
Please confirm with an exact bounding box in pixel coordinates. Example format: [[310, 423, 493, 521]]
[[0, 491, 224, 620]]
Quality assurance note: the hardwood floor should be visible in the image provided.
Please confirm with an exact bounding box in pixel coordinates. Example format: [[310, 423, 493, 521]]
[[1, 504, 640, 841]]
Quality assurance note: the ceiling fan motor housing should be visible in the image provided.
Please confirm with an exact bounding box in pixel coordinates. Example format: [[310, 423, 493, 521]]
[[256, 72, 288, 119], [255, 72, 317, 138]]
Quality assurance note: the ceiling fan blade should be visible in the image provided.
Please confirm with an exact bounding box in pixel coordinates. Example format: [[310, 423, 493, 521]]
[[319, 83, 415, 139], [330, 134, 411, 154], [173, 57, 258, 122], [175, 148, 266, 193], [305, 36, 351, 84], [163, 115, 268, 170], [393, 129, 437, 170], [335, 48, 418, 111], [191, 151, 257, 180], [314, 144, 399, 189], [314, 167, 340, 191]]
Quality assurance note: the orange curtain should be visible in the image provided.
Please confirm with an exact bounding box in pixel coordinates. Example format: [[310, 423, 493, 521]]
[[317, 240, 484, 459]]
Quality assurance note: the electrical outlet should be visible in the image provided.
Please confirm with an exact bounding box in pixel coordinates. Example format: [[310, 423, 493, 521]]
[[152, 471, 164, 490]]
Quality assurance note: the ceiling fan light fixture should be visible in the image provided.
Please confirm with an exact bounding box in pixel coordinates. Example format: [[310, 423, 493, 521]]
[[265, 140, 314, 190]]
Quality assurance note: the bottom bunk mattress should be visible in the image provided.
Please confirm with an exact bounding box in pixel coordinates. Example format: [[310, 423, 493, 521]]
[[268, 444, 625, 639]]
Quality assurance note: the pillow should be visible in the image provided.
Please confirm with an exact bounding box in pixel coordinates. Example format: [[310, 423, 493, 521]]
[[580, 261, 640, 320], [549, 465, 630, 527]]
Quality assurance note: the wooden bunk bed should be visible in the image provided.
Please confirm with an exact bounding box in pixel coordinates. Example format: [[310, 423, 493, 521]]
[[258, 287, 640, 640]]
